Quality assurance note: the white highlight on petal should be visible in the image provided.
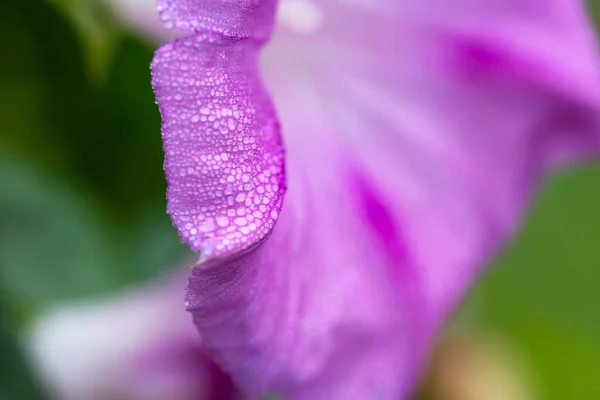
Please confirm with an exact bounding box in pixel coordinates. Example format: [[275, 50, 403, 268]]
[[24, 282, 202, 400], [277, 0, 324, 35], [107, 0, 181, 41]]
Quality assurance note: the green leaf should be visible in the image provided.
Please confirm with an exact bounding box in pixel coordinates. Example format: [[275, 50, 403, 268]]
[[0, 154, 120, 322], [126, 204, 190, 281], [46, 0, 121, 84], [462, 164, 600, 399]]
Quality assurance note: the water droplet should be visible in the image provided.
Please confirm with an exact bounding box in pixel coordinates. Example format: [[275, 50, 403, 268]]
[[216, 215, 230, 227], [234, 217, 247, 226]]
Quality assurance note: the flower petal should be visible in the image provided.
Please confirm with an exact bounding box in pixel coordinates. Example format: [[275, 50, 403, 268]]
[[154, 1, 600, 399], [262, 0, 600, 323], [26, 275, 241, 400], [156, 0, 277, 39], [186, 171, 427, 398], [152, 32, 285, 262]]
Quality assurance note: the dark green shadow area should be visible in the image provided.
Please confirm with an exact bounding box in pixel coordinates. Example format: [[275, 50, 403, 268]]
[[0, 294, 44, 400]]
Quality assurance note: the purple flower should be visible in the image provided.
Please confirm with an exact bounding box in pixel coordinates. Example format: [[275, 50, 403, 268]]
[[150, 1, 600, 399], [27, 275, 242, 400]]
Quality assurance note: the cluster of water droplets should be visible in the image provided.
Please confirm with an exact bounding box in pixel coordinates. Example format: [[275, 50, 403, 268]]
[[156, 0, 277, 39], [152, 34, 285, 262]]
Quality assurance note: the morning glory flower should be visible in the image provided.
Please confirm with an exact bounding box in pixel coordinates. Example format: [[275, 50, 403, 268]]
[[150, 0, 600, 399], [27, 275, 242, 400]]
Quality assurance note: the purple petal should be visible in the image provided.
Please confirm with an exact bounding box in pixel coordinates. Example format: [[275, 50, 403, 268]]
[[263, 0, 600, 323], [186, 176, 426, 398], [152, 32, 285, 262], [153, 1, 600, 399]]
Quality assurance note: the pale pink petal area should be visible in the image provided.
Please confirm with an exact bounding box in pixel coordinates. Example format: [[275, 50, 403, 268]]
[[26, 275, 242, 400], [263, 0, 600, 324], [151, 0, 600, 399]]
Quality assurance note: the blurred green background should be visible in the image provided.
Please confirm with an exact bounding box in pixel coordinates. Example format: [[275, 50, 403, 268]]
[[1, 0, 600, 399]]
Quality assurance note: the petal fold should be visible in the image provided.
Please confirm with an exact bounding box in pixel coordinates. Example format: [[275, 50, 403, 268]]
[[152, 0, 600, 399], [152, 32, 285, 262]]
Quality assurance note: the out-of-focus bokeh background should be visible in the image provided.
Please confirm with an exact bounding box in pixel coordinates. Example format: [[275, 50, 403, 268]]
[[1, 0, 600, 399]]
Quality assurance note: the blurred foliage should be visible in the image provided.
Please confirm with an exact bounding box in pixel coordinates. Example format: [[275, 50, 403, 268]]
[[461, 165, 600, 399], [1, 0, 190, 302], [0, 0, 188, 391], [0, 306, 44, 400], [589, 0, 600, 28], [1, 153, 116, 322], [48, 0, 120, 83], [1, 0, 600, 399]]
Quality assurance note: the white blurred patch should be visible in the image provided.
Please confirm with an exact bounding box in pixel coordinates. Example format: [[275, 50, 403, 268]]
[[107, 0, 179, 41], [277, 0, 324, 35], [24, 282, 200, 400]]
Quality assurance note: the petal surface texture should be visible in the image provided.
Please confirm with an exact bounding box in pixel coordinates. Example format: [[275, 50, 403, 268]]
[[156, 0, 277, 38], [152, 30, 285, 262], [151, 1, 600, 399]]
